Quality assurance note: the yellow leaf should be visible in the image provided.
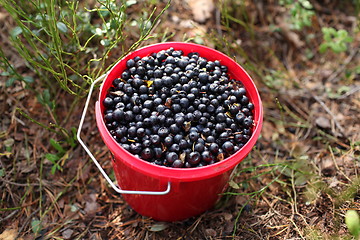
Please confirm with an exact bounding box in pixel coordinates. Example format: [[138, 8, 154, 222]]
[[144, 80, 153, 87]]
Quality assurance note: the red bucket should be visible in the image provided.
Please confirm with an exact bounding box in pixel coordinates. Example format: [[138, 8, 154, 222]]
[[94, 42, 263, 221]]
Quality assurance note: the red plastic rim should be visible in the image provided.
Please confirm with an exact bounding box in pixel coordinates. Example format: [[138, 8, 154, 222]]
[[95, 42, 263, 182]]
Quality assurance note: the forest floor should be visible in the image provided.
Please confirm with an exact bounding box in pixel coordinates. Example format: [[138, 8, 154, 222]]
[[1, 0, 359, 239]]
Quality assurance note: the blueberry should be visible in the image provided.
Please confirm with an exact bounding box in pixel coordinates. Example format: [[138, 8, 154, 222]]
[[103, 97, 114, 108], [136, 128, 146, 138], [189, 131, 199, 142], [243, 118, 253, 128], [201, 151, 214, 163], [222, 141, 234, 153], [150, 134, 161, 145], [153, 147, 163, 158], [169, 144, 180, 152], [188, 152, 201, 166], [126, 59, 135, 68], [158, 127, 169, 138], [164, 136, 173, 146], [166, 152, 178, 164], [172, 159, 184, 168], [104, 112, 113, 122], [141, 148, 154, 160], [194, 143, 205, 152]]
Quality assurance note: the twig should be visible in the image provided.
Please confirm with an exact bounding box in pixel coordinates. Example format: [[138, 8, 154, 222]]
[[336, 85, 360, 100], [328, 145, 352, 182], [2, 179, 40, 186], [215, 8, 222, 37], [189, 215, 203, 233], [288, 217, 306, 240], [0, 209, 19, 223], [312, 95, 346, 137], [138, 19, 161, 49], [328, 49, 359, 83], [17, 208, 40, 239]]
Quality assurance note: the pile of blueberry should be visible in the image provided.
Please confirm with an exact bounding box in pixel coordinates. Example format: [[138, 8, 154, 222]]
[[103, 47, 254, 168]]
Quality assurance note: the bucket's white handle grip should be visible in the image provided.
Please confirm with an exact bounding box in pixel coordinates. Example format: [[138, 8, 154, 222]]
[[77, 74, 171, 195]]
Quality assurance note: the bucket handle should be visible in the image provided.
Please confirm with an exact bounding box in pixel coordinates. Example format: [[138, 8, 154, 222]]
[[77, 74, 171, 195]]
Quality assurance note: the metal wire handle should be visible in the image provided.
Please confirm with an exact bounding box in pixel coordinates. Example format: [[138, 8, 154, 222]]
[[77, 74, 171, 195]]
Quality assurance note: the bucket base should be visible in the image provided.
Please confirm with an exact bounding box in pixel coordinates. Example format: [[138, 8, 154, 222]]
[[113, 158, 232, 222]]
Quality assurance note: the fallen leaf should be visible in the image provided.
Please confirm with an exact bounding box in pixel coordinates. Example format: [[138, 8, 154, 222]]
[[61, 229, 74, 240], [315, 116, 331, 129], [0, 229, 17, 240], [4, 138, 14, 148], [223, 212, 233, 221], [144, 80, 153, 87], [217, 152, 225, 161], [205, 228, 217, 237], [84, 194, 100, 216], [109, 91, 124, 97], [321, 159, 335, 177]]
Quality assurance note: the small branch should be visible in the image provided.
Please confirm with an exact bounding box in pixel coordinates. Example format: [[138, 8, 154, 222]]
[[312, 95, 346, 137], [17, 208, 40, 238], [215, 8, 222, 37], [336, 85, 360, 100], [0, 209, 19, 223], [328, 49, 359, 83], [2, 179, 40, 186]]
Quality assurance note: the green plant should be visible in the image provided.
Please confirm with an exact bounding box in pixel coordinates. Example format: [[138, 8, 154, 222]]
[[280, 0, 315, 30], [0, 48, 34, 87], [219, 0, 255, 40], [0, 0, 170, 174], [319, 27, 354, 53], [1, 0, 170, 95], [45, 139, 68, 174]]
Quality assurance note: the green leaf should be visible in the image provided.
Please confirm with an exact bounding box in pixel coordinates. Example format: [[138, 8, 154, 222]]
[[149, 222, 168, 232], [70, 204, 79, 212], [98, 6, 110, 17], [43, 89, 50, 102], [10, 26, 23, 38], [338, 86, 351, 94], [22, 76, 34, 83], [45, 153, 60, 163], [1, 71, 10, 76], [56, 21, 68, 33], [294, 173, 307, 186], [4, 138, 15, 147], [345, 36, 353, 43], [229, 180, 240, 189], [338, 29, 348, 38], [50, 139, 65, 153], [0, 168, 4, 177], [126, 0, 137, 6], [345, 210, 360, 237], [100, 39, 110, 46], [331, 44, 344, 53], [6, 77, 17, 87], [319, 43, 328, 53], [355, 66, 360, 74], [31, 219, 42, 234], [51, 164, 58, 174]]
